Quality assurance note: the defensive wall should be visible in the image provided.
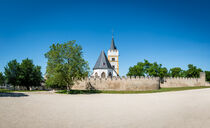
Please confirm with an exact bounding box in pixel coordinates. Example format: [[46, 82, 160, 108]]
[[161, 72, 210, 88], [73, 72, 210, 91], [72, 76, 160, 91]]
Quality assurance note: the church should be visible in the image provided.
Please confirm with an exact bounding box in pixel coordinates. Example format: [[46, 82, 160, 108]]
[[92, 36, 119, 78]]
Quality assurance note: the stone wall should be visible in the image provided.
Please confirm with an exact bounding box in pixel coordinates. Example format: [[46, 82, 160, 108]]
[[72, 76, 160, 91], [160, 72, 209, 88], [73, 72, 210, 91], [160, 78, 203, 88]]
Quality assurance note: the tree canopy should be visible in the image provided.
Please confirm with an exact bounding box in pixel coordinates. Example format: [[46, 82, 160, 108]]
[[169, 67, 184, 77], [45, 40, 89, 90], [0, 72, 5, 86], [19, 58, 43, 90], [205, 71, 210, 82], [4, 59, 43, 90], [127, 59, 168, 78], [4, 59, 20, 89], [185, 64, 202, 78], [127, 60, 204, 79]]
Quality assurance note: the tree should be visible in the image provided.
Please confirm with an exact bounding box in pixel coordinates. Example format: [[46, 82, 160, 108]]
[[4, 60, 20, 90], [45, 41, 89, 91], [126, 62, 145, 76], [170, 67, 184, 77], [19, 58, 43, 90], [185, 64, 202, 78], [205, 71, 210, 82], [0, 72, 5, 86], [145, 62, 168, 78], [159, 67, 169, 78], [127, 59, 169, 78]]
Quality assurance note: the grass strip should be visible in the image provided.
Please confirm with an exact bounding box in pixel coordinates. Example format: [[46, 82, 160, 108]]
[[56, 86, 210, 94]]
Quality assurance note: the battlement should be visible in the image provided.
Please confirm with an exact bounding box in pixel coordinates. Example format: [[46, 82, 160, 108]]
[[161, 72, 207, 87], [107, 49, 119, 56], [84, 76, 159, 81], [164, 77, 200, 81], [84, 76, 202, 81], [73, 76, 160, 91], [73, 72, 209, 91]]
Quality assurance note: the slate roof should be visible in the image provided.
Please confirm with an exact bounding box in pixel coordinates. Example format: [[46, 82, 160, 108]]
[[110, 36, 117, 50], [93, 51, 113, 69]]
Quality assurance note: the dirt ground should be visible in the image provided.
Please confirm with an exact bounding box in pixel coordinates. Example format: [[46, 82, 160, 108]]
[[1, 89, 210, 128]]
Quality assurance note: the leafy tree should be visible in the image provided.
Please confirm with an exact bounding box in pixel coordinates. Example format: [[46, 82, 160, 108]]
[[127, 59, 169, 78], [4, 60, 20, 90], [45, 41, 89, 91], [145, 62, 168, 78], [127, 62, 145, 76], [19, 58, 43, 90], [159, 67, 169, 78], [185, 64, 202, 78], [0, 72, 5, 86], [127, 60, 151, 77], [169, 67, 184, 77], [205, 71, 210, 82]]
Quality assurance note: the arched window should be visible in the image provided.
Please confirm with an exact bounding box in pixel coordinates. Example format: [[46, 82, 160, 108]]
[[112, 58, 115, 61], [101, 72, 106, 78], [95, 72, 98, 77]]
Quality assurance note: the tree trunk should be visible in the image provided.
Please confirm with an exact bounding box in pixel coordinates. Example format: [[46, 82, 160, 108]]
[[26, 86, 30, 90], [67, 85, 70, 93], [158, 78, 161, 89]]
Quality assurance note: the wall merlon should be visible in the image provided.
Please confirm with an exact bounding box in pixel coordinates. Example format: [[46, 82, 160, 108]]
[[131, 76, 136, 80], [136, 76, 140, 79]]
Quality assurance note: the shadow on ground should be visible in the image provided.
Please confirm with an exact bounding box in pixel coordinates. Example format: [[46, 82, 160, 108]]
[[0, 92, 29, 97], [57, 90, 102, 94]]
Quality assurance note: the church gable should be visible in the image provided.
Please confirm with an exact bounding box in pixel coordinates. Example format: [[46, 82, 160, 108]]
[[93, 50, 112, 70]]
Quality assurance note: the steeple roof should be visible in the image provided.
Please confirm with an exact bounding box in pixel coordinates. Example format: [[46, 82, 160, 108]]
[[93, 51, 113, 69], [110, 36, 117, 50]]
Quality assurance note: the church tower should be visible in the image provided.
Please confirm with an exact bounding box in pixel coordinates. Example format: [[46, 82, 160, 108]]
[[107, 35, 119, 75]]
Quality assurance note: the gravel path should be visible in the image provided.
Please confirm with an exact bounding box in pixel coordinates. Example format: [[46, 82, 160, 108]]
[[0, 89, 210, 128]]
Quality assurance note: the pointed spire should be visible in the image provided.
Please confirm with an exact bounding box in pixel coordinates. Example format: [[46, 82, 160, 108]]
[[110, 35, 117, 50], [112, 29, 114, 38], [93, 51, 113, 69]]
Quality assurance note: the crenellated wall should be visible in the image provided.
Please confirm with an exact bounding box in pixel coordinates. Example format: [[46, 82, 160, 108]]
[[72, 76, 160, 91], [160, 72, 209, 88], [161, 77, 203, 87], [72, 72, 210, 91]]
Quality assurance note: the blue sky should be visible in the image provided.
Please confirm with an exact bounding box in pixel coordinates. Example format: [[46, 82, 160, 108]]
[[0, 0, 210, 76]]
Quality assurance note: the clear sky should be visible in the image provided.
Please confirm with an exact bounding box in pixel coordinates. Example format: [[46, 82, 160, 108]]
[[0, 0, 210, 76]]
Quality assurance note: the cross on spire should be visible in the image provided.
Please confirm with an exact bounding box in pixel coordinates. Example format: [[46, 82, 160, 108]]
[[112, 29, 114, 38]]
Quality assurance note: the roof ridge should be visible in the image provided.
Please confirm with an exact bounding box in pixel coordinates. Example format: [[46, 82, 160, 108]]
[[93, 51, 113, 69]]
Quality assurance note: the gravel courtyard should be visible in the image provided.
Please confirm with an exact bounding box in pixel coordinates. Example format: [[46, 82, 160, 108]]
[[1, 89, 210, 128]]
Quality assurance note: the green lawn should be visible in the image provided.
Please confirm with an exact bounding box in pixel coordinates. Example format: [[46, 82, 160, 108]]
[[56, 86, 210, 94], [0, 89, 46, 93], [1, 86, 210, 94], [14, 90, 46, 92], [0, 89, 13, 93]]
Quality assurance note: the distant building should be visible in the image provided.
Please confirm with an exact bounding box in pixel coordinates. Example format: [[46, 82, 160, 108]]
[[92, 36, 119, 78]]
